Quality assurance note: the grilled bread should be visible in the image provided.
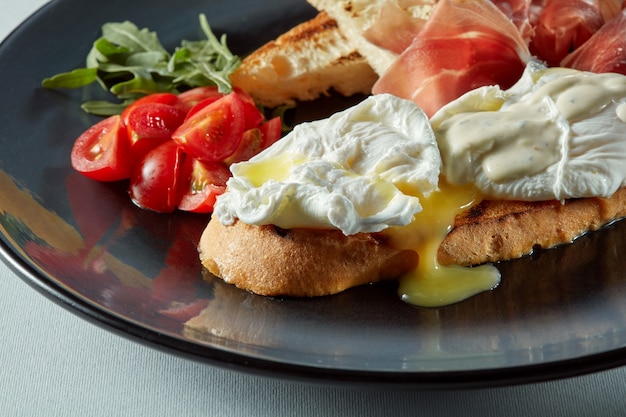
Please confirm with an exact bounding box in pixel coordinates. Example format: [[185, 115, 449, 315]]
[[200, 188, 626, 297], [230, 11, 378, 108], [306, 0, 436, 75], [438, 187, 626, 266], [199, 218, 418, 297], [306, 0, 396, 75]]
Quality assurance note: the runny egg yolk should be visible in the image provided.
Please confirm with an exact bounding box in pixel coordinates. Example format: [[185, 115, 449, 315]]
[[384, 180, 501, 307]]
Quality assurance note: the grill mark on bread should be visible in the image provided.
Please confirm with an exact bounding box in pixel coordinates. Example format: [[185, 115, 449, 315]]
[[230, 11, 377, 108], [439, 187, 626, 266], [279, 12, 339, 42]]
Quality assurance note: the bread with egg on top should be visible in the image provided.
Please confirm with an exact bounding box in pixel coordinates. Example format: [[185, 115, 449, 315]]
[[199, 4, 626, 298], [199, 188, 626, 297]]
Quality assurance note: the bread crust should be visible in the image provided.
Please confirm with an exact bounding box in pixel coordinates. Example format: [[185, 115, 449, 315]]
[[438, 187, 626, 266], [306, 0, 400, 75], [230, 12, 378, 108], [199, 218, 419, 297], [200, 188, 626, 297]]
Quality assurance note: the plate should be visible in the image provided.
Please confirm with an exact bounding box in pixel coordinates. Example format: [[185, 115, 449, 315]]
[[2, 0, 626, 389]]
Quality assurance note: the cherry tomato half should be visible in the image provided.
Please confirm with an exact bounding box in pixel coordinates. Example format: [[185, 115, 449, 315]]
[[224, 128, 263, 165], [120, 92, 183, 123], [235, 87, 265, 129], [124, 102, 187, 163], [177, 158, 230, 213], [182, 87, 264, 130], [171, 92, 246, 162], [177, 86, 224, 112], [259, 116, 282, 148], [129, 141, 185, 213], [71, 115, 132, 182]]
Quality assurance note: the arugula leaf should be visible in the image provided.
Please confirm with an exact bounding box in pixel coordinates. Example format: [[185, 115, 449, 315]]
[[41, 14, 240, 116], [40, 68, 98, 89]]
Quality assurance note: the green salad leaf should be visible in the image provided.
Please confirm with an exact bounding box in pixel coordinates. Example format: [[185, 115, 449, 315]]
[[41, 14, 241, 116]]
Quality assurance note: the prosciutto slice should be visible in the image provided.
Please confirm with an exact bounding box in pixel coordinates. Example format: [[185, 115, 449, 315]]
[[493, 0, 535, 42], [529, 0, 621, 66], [561, 8, 626, 74], [372, 0, 531, 117], [362, 0, 436, 54]]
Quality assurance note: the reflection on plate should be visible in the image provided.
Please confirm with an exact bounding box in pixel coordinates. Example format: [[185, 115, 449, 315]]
[[1, 0, 626, 389]]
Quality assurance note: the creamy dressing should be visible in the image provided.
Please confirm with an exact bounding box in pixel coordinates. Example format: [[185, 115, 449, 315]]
[[432, 61, 626, 201]]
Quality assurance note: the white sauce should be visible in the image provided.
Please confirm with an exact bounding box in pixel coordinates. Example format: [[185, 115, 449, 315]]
[[432, 61, 626, 201]]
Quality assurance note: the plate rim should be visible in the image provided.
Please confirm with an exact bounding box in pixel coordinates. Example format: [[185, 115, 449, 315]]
[[4, 236, 626, 389], [3, 0, 626, 389]]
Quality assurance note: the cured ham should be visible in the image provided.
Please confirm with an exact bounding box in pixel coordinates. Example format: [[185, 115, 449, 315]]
[[372, 0, 531, 117], [493, 0, 535, 42], [362, 0, 436, 54], [529, 0, 621, 66], [561, 8, 626, 73]]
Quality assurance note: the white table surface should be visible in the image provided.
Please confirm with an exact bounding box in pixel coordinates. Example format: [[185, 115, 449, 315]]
[[2, 1, 626, 416]]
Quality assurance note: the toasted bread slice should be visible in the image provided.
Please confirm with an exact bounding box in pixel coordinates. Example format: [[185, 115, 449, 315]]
[[307, 0, 436, 75], [199, 188, 626, 297], [438, 186, 626, 266], [230, 11, 378, 108], [306, 0, 396, 75], [199, 218, 419, 297]]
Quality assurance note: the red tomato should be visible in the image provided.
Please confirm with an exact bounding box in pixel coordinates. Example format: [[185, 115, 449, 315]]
[[224, 116, 282, 164], [71, 115, 133, 181], [224, 128, 264, 165], [129, 141, 185, 213], [182, 87, 264, 130], [120, 93, 182, 123], [259, 116, 282, 148], [177, 86, 224, 111], [171, 92, 246, 162], [124, 102, 187, 163], [234, 87, 265, 129], [184, 96, 224, 120], [177, 158, 230, 213]]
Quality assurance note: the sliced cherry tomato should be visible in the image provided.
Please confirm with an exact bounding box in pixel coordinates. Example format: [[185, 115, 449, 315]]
[[124, 102, 187, 163], [183, 87, 264, 130], [177, 86, 224, 111], [71, 115, 132, 182], [184, 96, 225, 120], [120, 92, 183, 124], [171, 92, 246, 162], [234, 87, 265, 129], [259, 116, 282, 148], [129, 141, 185, 213], [177, 158, 230, 213], [224, 128, 264, 165]]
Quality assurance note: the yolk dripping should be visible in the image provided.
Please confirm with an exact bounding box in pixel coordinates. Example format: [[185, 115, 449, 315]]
[[384, 180, 501, 307]]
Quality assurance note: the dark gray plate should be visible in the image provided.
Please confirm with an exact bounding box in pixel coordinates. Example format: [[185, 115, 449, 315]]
[[2, 0, 626, 389]]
